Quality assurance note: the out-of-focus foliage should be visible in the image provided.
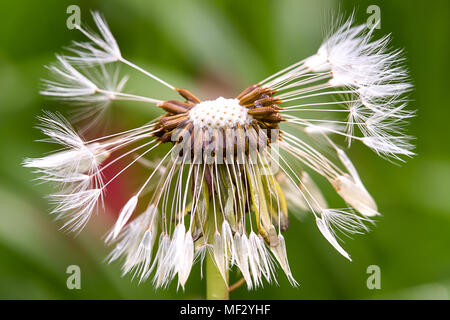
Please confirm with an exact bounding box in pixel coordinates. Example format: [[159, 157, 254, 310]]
[[0, 0, 449, 299]]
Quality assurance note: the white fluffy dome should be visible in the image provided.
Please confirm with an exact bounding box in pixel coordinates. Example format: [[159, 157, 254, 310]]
[[189, 97, 252, 129]]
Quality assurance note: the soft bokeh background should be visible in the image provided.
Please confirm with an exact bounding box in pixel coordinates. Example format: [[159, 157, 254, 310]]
[[0, 0, 449, 299]]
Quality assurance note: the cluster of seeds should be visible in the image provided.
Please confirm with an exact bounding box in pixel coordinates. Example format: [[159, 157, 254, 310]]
[[189, 97, 251, 129]]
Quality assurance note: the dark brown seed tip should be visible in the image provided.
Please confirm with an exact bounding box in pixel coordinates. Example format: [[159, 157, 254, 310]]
[[236, 84, 259, 100], [175, 88, 201, 104]]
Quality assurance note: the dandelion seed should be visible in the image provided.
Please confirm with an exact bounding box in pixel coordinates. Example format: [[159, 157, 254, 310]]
[[40, 56, 130, 128], [316, 209, 370, 260], [212, 231, 227, 283], [69, 11, 122, 65], [110, 195, 139, 240], [331, 174, 378, 217], [25, 11, 414, 290], [178, 231, 194, 289]]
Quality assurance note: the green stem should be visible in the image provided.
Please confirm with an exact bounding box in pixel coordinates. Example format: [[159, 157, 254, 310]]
[[206, 250, 229, 300], [203, 181, 229, 300]]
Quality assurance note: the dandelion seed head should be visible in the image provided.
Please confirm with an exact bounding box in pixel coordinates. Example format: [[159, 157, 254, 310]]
[[25, 11, 415, 290]]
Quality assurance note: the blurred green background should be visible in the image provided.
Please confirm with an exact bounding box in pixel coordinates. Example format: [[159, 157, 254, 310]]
[[0, 0, 449, 299]]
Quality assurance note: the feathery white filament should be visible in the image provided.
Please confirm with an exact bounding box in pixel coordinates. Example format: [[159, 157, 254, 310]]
[[262, 15, 414, 160], [110, 196, 139, 240], [70, 11, 122, 64], [316, 209, 370, 261], [67, 11, 175, 91]]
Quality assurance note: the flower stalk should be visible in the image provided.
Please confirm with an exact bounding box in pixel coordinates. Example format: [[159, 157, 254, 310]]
[[206, 248, 229, 300], [205, 182, 229, 300]]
